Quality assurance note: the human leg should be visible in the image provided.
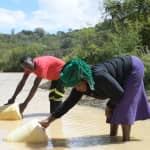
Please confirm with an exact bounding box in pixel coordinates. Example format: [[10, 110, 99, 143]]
[[49, 80, 65, 113], [107, 56, 150, 136], [110, 124, 119, 136], [121, 124, 131, 141]]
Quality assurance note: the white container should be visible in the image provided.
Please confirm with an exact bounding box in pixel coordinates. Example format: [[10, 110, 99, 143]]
[[4, 120, 48, 143], [0, 104, 22, 120]]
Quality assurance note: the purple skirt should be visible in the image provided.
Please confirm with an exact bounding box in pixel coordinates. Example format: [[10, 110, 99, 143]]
[[107, 56, 150, 125]]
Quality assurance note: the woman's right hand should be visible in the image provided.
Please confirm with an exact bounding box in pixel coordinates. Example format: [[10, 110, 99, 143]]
[[19, 103, 27, 114], [39, 115, 55, 128], [39, 118, 50, 128]]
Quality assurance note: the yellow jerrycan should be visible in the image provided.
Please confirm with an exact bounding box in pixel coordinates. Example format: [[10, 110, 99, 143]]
[[0, 104, 22, 120]]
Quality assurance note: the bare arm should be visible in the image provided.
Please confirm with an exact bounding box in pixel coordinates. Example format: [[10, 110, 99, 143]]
[[39, 88, 83, 128], [19, 77, 42, 113], [5, 73, 29, 105]]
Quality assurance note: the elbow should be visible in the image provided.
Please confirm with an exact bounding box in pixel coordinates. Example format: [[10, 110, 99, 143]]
[[116, 87, 124, 98], [119, 89, 124, 98]]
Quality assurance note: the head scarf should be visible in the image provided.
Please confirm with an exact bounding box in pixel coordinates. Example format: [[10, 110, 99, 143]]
[[60, 58, 95, 90]]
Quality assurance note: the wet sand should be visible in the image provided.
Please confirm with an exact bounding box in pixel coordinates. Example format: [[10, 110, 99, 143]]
[[0, 73, 150, 150]]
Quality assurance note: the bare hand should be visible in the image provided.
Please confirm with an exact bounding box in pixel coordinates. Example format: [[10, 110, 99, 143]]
[[4, 98, 15, 105], [105, 107, 113, 119], [39, 118, 50, 128], [19, 103, 27, 114], [39, 115, 55, 128]]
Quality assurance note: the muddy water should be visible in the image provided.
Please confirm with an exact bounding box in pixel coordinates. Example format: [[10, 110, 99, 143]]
[[0, 73, 150, 150]]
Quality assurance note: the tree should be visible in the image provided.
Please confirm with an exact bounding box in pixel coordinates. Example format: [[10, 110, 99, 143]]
[[34, 27, 46, 37], [104, 0, 150, 23]]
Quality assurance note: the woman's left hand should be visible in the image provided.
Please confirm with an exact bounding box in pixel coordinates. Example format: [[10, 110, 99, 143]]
[[105, 107, 113, 119]]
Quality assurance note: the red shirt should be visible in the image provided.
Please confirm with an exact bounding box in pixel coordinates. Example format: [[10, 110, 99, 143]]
[[24, 56, 65, 80]]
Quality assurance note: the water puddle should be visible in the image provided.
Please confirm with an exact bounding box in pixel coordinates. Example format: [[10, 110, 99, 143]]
[[0, 106, 150, 150], [0, 73, 150, 150]]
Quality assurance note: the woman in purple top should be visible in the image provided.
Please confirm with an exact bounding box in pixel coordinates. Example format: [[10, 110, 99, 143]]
[[39, 56, 150, 142]]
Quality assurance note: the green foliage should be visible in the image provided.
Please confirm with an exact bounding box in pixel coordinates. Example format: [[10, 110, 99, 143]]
[[140, 22, 150, 51], [0, 0, 150, 90], [0, 43, 46, 72], [141, 54, 150, 90], [106, 21, 142, 55]]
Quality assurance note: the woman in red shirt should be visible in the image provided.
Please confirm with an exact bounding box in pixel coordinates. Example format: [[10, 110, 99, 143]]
[[5, 55, 65, 114]]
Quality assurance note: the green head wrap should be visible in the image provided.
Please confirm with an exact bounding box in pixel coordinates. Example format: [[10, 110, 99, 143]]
[[60, 58, 95, 90]]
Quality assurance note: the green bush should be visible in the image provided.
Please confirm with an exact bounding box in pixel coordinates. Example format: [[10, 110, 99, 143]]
[[0, 43, 46, 72], [141, 54, 150, 91]]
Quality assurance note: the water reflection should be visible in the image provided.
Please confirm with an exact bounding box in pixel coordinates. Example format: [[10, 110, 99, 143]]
[[48, 135, 141, 148], [7, 134, 141, 150], [49, 135, 121, 148], [0, 73, 150, 150], [23, 113, 49, 118]]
